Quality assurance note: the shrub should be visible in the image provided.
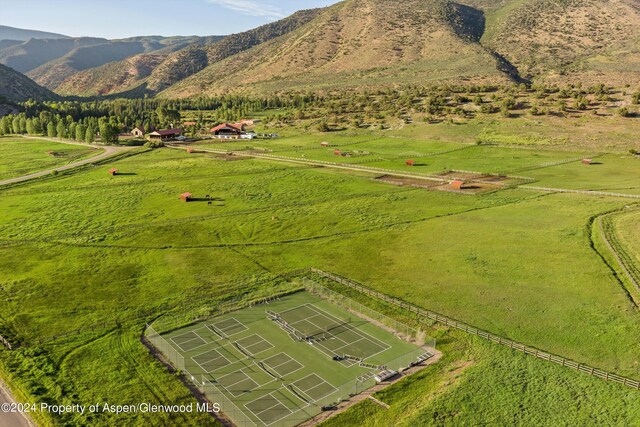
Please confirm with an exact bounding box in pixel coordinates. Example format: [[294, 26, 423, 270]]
[[144, 140, 164, 149], [617, 107, 630, 118]]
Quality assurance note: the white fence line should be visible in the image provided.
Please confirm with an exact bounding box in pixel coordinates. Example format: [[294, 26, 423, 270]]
[[522, 186, 640, 199]]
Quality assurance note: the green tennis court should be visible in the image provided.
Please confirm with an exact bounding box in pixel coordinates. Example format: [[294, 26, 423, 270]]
[[153, 291, 433, 426]]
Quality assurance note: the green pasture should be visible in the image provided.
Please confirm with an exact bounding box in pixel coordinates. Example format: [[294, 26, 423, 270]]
[[361, 145, 587, 175], [0, 133, 639, 425], [0, 137, 98, 181], [614, 210, 640, 265], [526, 153, 640, 194]]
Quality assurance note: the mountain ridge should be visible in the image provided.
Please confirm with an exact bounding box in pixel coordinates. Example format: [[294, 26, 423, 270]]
[[0, 25, 69, 41], [2, 0, 640, 100]]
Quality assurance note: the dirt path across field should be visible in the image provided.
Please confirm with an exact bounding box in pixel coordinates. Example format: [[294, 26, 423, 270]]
[[0, 136, 133, 187]]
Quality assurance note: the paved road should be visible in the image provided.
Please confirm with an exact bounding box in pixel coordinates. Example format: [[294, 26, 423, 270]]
[[0, 137, 133, 187], [0, 379, 32, 427]]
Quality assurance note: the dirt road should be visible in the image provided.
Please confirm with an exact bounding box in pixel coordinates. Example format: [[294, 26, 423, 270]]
[[0, 137, 133, 187], [0, 379, 32, 427]]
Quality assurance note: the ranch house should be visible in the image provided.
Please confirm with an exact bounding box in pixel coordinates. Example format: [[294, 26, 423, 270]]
[[131, 127, 145, 138]]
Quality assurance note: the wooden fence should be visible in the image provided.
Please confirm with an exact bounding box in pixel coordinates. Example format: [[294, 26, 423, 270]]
[[598, 215, 640, 296], [307, 268, 640, 390], [522, 186, 640, 199], [0, 334, 17, 350], [502, 155, 601, 175], [169, 145, 530, 188]]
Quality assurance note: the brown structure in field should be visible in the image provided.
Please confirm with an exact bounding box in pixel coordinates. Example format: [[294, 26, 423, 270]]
[[451, 180, 465, 190], [582, 159, 593, 165], [406, 160, 415, 166], [334, 149, 341, 156], [180, 192, 192, 202], [321, 142, 329, 147], [108, 168, 118, 176], [186, 147, 195, 154], [131, 127, 145, 138], [149, 129, 183, 141]]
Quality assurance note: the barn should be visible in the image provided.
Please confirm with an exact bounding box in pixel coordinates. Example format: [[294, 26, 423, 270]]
[[211, 123, 243, 136], [108, 168, 118, 176], [406, 160, 415, 166], [149, 129, 183, 141], [180, 192, 193, 202], [582, 159, 593, 165]]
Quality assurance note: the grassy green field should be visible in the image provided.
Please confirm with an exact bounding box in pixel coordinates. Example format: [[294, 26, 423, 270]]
[[614, 210, 640, 266], [0, 137, 98, 181], [527, 154, 640, 194], [0, 126, 639, 426]]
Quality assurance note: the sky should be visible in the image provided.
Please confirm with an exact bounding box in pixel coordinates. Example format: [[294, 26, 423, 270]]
[[0, 0, 341, 39]]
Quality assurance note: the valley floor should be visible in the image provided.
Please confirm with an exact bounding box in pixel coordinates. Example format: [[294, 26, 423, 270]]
[[0, 126, 638, 426]]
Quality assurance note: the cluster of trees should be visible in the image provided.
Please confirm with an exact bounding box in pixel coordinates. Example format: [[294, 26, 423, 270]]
[[0, 112, 122, 144], [1, 83, 637, 141]]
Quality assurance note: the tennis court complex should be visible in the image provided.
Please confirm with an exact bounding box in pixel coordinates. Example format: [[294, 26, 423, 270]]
[[150, 291, 433, 427]]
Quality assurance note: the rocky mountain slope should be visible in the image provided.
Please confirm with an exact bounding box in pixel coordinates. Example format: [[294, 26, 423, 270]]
[[54, 8, 322, 97], [161, 0, 506, 97], [0, 63, 59, 102]]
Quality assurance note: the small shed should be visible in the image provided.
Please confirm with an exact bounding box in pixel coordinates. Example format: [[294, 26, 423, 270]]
[[406, 159, 415, 166], [131, 127, 145, 138], [186, 147, 195, 154], [451, 180, 465, 190], [180, 192, 193, 202], [334, 149, 341, 156], [582, 158, 593, 165], [321, 142, 330, 147], [108, 168, 118, 176]]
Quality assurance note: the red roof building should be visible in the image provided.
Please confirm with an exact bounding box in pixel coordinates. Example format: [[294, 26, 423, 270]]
[[451, 180, 465, 190], [211, 123, 243, 136], [108, 168, 118, 176], [582, 159, 593, 165], [180, 192, 193, 202], [406, 160, 415, 166]]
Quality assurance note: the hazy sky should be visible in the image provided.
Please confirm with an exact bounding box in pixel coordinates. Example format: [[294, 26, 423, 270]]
[[0, 0, 341, 39]]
